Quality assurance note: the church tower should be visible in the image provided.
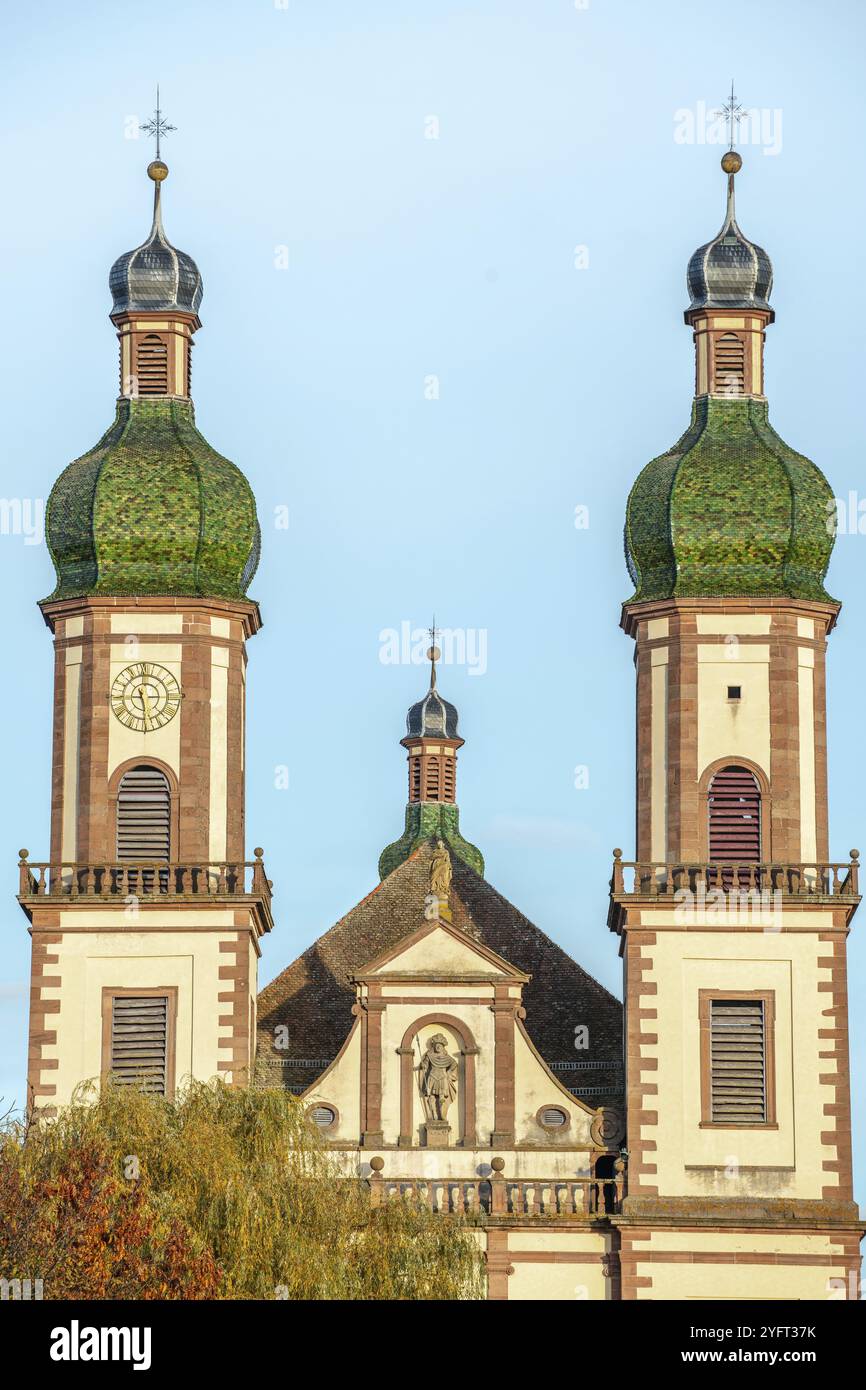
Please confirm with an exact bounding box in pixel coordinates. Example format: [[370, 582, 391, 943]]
[[19, 139, 271, 1113], [609, 150, 862, 1298], [378, 645, 484, 881]]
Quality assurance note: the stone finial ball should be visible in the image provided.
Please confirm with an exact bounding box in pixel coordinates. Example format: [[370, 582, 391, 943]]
[[721, 150, 742, 175], [147, 159, 169, 182], [491, 1156, 506, 1172], [369, 1156, 385, 1172]]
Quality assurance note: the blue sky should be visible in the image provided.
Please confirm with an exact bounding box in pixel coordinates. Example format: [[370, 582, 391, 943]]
[[2, 0, 865, 1201]]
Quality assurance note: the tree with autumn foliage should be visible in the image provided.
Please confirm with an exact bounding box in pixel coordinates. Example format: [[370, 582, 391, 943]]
[[0, 1082, 484, 1300]]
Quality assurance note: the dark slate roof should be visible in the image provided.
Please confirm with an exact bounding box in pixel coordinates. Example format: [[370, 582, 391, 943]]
[[110, 184, 203, 319], [686, 187, 773, 317], [256, 839, 623, 1100], [406, 688, 460, 739]]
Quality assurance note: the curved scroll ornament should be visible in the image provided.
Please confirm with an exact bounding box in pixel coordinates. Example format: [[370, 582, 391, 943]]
[[590, 1105, 625, 1148], [418, 1033, 458, 1121]]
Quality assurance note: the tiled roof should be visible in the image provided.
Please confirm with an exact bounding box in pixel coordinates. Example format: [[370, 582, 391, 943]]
[[624, 396, 836, 604], [44, 397, 260, 601], [256, 838, 623, 1098]]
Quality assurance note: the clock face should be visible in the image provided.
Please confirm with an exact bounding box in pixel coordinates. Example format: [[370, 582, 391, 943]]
[[111, 662, 181, 732]]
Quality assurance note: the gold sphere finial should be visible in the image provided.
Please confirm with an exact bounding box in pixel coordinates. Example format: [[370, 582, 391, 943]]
[[147, 159, 169, 183], [721, 150, 742, 175]]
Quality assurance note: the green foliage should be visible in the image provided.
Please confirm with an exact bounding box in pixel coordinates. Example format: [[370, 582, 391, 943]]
[[0, 1082, 485, 1301]]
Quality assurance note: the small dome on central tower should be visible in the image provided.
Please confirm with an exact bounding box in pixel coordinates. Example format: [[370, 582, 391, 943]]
[[109, 162, 203, 318]]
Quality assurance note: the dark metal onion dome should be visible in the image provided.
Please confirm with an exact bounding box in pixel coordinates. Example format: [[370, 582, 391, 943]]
[[406, 684, 460, 739], [685, 151, 773, 319], [109, 161, 203, 319]]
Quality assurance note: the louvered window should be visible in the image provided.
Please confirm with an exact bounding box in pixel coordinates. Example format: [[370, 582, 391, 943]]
[[136, 334, 168, 396], [309, 1105, 336, 1129], [443, 757, 455, 802], [109, 995, 170, 1094], [540, 1106, 567, 1129], [709, 999, 767, 1123], [117, 766, 171, 861], [410, 756, 421, 801], [708, 765, 761, 862], [714, 333, 745, 394], [425, 756, 440, 800]]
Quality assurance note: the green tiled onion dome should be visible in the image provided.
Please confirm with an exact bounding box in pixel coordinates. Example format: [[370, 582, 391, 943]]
[[45, 397, 260, 601], [624, 397, 836, 603], [624, 152, 836, 605], [44, 158, 260, 603], [379, 804, 484, 881]]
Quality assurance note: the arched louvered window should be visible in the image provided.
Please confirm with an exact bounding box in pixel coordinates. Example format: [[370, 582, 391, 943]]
[[424, 756, 440, 800], [410, 756, 421, 802], [443, 756, 455, 802], [116, 766, 171, 861], [714, 332, 745, 395], [708, 765, 761, 862], [136, 334, 168, 396]]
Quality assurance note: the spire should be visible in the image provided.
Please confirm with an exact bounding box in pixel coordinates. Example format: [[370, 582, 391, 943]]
[[142, 86, 176, 241], [378, 637, 483, 882], [428, 619, 439, 691], [109, 92, 202, 324], [622, 126, 836, 608], [685, 90, 773, 322]]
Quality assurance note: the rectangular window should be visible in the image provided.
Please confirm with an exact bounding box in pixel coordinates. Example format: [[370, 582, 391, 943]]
[[699, 990, 776, 1127], [101, 988, 177, 1097]]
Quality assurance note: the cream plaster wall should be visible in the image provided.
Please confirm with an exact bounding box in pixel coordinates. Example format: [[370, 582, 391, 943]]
[[650, 649, 668, 861], [374, 925, 509, 977], [508, 1259, 609, 1301], [346, 1147, 599, 1180], [380, 999, 497, 1145], [798, 648, 817, 862], [41, 923, 245, 1106], [697, 642, 770, 780], [635, 1258, 848, 1301], [304, 1018, 362, 1140], [696, 614, 772, 635], [514, 1027, 595, 1146], [209, 648, 229, 863], [107, 641, 183, 781], [635, 923, 842, 1200], [109, 613, 184, 635], [62, 647, 82, 862]]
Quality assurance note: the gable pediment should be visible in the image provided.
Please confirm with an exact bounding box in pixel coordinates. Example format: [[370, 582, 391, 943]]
[[353, 918, 528, 982]]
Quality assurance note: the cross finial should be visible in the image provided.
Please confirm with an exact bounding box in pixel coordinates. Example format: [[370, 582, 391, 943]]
[[427, 617, 440, 690], [714, 80, 745, 151], [141, 85, 176, 161]]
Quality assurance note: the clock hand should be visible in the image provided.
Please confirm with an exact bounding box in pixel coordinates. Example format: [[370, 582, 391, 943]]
[[136, 685, 155, 725]]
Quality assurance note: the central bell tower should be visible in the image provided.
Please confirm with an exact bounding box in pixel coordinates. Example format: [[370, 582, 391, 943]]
[[20, 146, 272, 1113]]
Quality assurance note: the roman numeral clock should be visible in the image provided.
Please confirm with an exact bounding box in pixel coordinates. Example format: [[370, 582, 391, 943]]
[[110, 661, 181, 732]]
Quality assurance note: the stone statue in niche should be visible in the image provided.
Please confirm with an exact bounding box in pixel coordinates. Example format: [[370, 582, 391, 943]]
[[418, 1032, 458, 1123], [430, 840, 452, 900]]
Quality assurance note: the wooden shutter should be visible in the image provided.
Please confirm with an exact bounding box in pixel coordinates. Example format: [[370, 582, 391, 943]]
[[117, 766, 171, 861], [709, 999, 766, 1122], [410, 756, 421, 801], [708, 765, 761, 861], [136, 334, 168, 395], [715, 332, 745, 394], [110, 995, 169, 1093]]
